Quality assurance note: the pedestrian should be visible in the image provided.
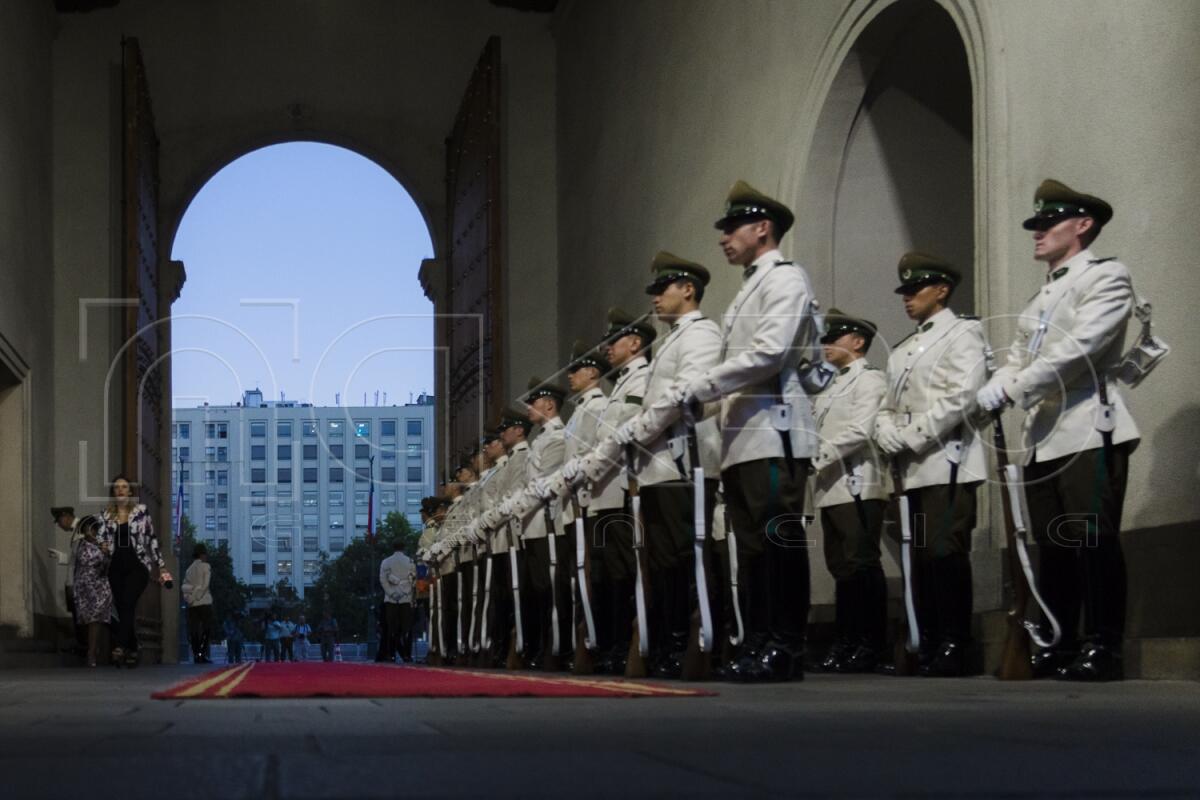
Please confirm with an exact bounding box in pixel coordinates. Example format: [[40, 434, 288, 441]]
[[99, 475, 172, 668], [676, 181, 823, 683], [293, 614, 312, 661], [53, 507, 111, 667], [810, 310, 889, 673], [182, 542, 214, 664], [318, 610, 339, 662], [224, 613, 244, 663], [381, 537, 417, 662], [876, 252, 988, 677], [977, 179, 1139, 681], [263, 612, 282, 662], [280, 616, 296, 661]]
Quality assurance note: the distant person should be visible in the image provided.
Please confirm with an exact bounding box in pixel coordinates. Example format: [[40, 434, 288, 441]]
[[99, 475, 172, 668], [53, 507, 111, 667], [318, 610, 339, 662], [263, 612, 282, 662], [294, 614, 312, 661], [380, 540, 416, 663], [280, 616, 296, 661], [182, 543, 214, 664], [224, 613, 245, 664]]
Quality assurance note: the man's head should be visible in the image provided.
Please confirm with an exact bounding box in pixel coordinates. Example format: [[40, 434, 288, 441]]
[[646, 251, 710, 323], [522, 377, 567, 425], [483, 433, 506, 463], [1023, 179, 1111, 265], [820, 309, 877, 368], [498, 408, 532, 448], [714, 180, 794, 267], [566, 339, 610, 394], [51, 506, 75, 531], [893, 251, 961, 323], [393, 539, 405, 553], [602, 307, 656, 369], [192, 542, 208, 561]]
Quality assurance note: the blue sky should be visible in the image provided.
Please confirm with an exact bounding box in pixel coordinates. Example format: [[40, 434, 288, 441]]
[[170, 143, 434, 409]]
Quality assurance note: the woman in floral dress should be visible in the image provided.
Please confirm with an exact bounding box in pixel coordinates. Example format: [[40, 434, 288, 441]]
[[71, 514, 112, 667]]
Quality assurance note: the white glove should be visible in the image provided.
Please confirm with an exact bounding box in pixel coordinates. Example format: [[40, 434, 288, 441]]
[[535, 478, 554, 501], [666, 383, 691, 407], [561, 457, 582, 482], [472, 525, 489, 546], [977, 379, 1010, 412], [687, 376, 720, 404], [612, 417, 639, 446], [499, 498, 514, 518], [877, 427, 908, 457]]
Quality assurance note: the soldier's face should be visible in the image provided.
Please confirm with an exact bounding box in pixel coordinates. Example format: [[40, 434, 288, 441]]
[[719, 219, 768, 266], [901, 283, 948, 322], [567, 366, 595, 393], [651, 280, 690, 321], [1033, 216, 1092, 264], [55, 515, 74, 532], [500, 425, 523, 448], [484, 439, 505, 462], [605, 334, 640, 368], [822, 332, 862, 368], [528, 396, 557, 424]]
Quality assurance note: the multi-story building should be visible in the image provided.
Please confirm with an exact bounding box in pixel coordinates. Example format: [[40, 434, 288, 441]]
[[171, 390, 436, 598]]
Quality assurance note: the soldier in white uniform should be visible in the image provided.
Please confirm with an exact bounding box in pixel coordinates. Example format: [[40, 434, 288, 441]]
[[810, 310, 890, 673], [565, 308, 655, 674], [876, 252, 988, 677], [613, 252, 723, 678], [483, 408, 533, 666], [978, 180, 1139, 682], [508, 378, 569, 669], [679, 181, 823, 683], [470, 428, 509, 666]]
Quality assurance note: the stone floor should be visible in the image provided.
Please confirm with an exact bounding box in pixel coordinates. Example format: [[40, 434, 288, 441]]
[[2, 665, 1198, 798]]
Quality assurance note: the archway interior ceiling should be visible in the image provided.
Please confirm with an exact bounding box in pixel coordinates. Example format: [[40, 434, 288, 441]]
[[832, 1, 974, 358]]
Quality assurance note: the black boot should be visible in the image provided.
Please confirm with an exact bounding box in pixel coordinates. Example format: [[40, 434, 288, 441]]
[[735, 634, 805, 683], [1056, 640, 1123, 682], [920, 555, 973, 677], [819, 579, 852, 672], [838, 572, 881, 674]]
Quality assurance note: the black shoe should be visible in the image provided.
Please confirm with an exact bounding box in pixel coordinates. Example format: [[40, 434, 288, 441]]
[[719, 633, 767, 682], [1055, 643, 1123, 682], [1031, 648, 1077, 679], [651, 650, 684, 680], [743, 639, 804, 683], [837, 644, 881, 674], [816, 641, 851, 673], [919, 641, 968, 677]]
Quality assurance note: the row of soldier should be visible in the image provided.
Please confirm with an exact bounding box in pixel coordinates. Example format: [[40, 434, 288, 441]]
[[416, 177, 1142, 683]]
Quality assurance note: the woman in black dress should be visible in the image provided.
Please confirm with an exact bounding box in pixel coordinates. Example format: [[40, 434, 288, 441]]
[[99, 475, 172, 667]]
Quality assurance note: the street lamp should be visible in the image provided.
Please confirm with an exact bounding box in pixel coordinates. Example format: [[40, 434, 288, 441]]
[[366, 454, 377, 660]]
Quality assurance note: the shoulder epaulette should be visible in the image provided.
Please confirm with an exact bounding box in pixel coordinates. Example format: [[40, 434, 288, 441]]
[[625, 395, 643, 406], [957, 313, 980, 320], [1089, 256, 1117, 264]]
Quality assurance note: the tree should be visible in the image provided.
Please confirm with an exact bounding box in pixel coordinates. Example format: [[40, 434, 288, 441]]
[[304, 512, 418, 638], [178, 515, 252, 630]]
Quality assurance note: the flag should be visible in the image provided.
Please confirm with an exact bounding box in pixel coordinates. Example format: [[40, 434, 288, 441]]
[[366, 461, 375, 544]]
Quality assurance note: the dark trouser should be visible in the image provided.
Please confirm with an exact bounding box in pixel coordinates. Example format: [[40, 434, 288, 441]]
[[906, 481, 978, 648], [108, 560, 149, 652], [821, 499, 887, 651], [524, 533, 574, 659], [228, 638, 243, 663], [588, 508, 636, 655], [320, 638, 334, 661], [1025, 444, 1130, 649], [722, 458, 811, 646], [456, 562, 476, 656], [439, 572, 459, 657], [487, 552, 513, 661], [187, 605, 214, 661], [641, 479, 718, 654], [282, 637, 294, 661], [384, 602, 414, 660]]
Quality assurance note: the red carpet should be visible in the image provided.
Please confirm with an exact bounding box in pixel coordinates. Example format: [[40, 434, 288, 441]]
[[152, 662, 715, 699]]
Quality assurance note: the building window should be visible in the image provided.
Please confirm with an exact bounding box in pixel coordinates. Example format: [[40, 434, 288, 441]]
[[303, 444, 317, 460], [217, 538, 228, 550], [206, 423, 217, 439], [302, 513, 319, 529], [381, 419, 396, 437], [216, 422, 228, 439], [178, 423, 190, 440], [406, 490, 421, 506], [302, 491, 318, 507], [205, 516, 216, 531], [381, 466, 396, 483], [406, 419, 422, 437], [252, 490, 266, 507], [180, 469, 190, 483], [329, 468, 344, 483], [303, 537, 319, 552], [251, 562, 266, 576], [407, 466, 422, 483], [330, 514, 344, 529], [205, 446, 216, 460], [329, 444, 344, 460], [179, 446, 191, 460], [205, 469, 216, 485], [382, 447, 396, 462], [329, 491, 344, 506], [217, 493, 228, 509], [302, 420, 317, 438], [205, 492, 216, 509], [250, 420, 266, 438], [356, 467, 370, 484], [381, 490, 396, 506], [355, 443, 369, 460], [278, 421, 292, 439], [354, 513, 369, 528], [278, 444, 291, 461], [328, 419, 343, 438], [406, 443, 421, 457], [355, 491, 369, 506], [217, 516, 228, 532], [278, 467, 292, 484], [303, 467, 318, 483], [217, 469, 228, 486], [277, 536, 292, 552], [251, 468, 266, 484], [355, 421, 370, 438], [276, 560, 293, 576], [329, 537, 345, 553], [217, 446, 228, 462], [251, 444, 266, 461]]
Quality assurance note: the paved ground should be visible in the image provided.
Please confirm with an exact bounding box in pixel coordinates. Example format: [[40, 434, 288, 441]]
[[2, 665, 1198, 799]]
